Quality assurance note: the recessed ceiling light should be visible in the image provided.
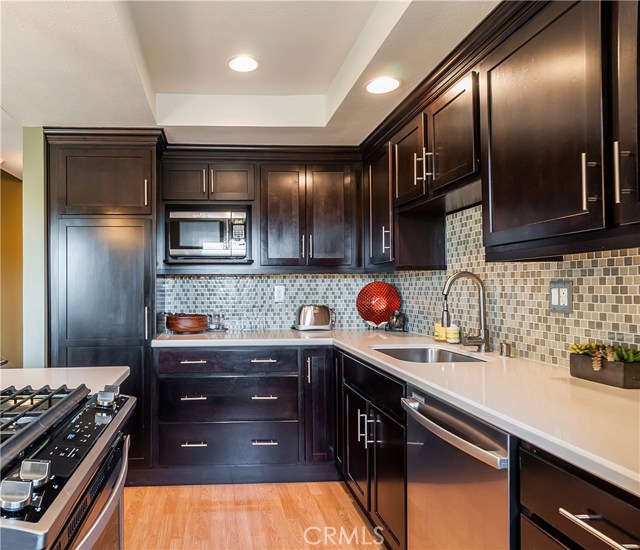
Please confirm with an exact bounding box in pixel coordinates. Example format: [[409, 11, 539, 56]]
[[228, 55, 259, 73], [366, 76, 401, 94]]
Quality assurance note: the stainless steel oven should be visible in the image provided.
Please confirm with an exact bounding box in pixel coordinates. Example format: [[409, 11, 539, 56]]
[[168, 210, 247, 259], [0, 384, 135, 549]]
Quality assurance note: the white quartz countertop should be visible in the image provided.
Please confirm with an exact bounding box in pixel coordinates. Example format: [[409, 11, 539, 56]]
[[0, 366, 130, 394], [152, 329, 640, 498]]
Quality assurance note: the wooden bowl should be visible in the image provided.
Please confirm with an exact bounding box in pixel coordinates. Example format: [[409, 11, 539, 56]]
[[166, 314, 208, 333]]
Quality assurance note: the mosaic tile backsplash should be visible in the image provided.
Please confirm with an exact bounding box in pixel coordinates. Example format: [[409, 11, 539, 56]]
[[158, 205, 640, 367]]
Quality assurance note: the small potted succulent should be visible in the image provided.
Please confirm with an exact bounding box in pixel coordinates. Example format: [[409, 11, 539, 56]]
[[569, 343, 640, 388]]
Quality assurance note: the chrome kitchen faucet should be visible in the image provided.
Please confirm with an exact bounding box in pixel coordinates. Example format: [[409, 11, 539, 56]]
[[441, 271, 489, 352]]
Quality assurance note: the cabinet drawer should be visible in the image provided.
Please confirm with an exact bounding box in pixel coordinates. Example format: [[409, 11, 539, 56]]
[[520, 447, 640, 550], [159, 375, 298, 421], [156, 347, 298, 374], [159, 421, 299, 466], [343, 355, 404, 419]]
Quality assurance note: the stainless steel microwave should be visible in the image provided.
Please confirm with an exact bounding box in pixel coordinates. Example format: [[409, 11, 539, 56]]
[[168, 210, 247, 258]]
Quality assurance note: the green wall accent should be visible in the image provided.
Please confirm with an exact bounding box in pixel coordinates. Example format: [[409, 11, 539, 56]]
[[22, 127, 46, 368]]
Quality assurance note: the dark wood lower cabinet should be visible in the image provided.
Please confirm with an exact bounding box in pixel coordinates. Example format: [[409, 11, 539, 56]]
[[145, 346, 340, 485], [342, 355, 406, 550], [159, 421, 299, 466], [344, 385, 370, 510], [303, 348, 334, 463]]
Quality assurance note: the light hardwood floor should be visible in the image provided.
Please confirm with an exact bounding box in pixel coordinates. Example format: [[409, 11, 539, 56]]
[[123, 482, 383, 550]]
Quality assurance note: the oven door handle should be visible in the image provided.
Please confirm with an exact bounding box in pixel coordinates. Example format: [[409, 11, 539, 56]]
[[73, 435, 130, 550], [401, 397, 508, 470]]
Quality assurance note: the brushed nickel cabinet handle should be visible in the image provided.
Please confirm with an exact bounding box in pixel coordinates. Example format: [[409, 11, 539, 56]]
[[251, 395, 278, 400], [394, 143, 399, 198], [210, 168, 214, 195], [309, 235, 313, 258], [144, 306, 149, 339], [180, 359, 207, 365], [250, 358, 277, 364], [425, 151, 434, 178], [382, 226, 391, 252], [558, 508, 639, 550], [580, 152, 588, 211], [181, 442, 207, 448], [301, 234, 305, 258], [202, 169, 206, 194], [144, 179, 148, 206], [613, 141, 621, 204], [306, 357, 311, 384], [251, 439, 279, 446], [180, 395, 207, 401]]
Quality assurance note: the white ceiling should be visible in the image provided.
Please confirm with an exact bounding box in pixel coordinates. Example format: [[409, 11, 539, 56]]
[[0, 0, 499, 179]]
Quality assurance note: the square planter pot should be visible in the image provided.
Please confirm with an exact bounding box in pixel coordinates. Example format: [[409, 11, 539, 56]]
[[569, 354, 640, 389]]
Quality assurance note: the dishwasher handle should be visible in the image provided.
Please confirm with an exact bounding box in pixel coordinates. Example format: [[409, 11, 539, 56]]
[[401, 397, 508, 470]]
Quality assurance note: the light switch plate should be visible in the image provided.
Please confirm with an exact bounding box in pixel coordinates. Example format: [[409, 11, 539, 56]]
[[549, 280, 572, 313], [274, 285, 285, 303]]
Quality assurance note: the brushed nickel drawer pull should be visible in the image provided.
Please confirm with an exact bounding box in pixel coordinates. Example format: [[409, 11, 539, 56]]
[[251, 439, 279, 446], [181, 441, 207, 448], [180, 359, 207, 365], [180, 395, 207, 401], [250, 358, 277, 363], [202, 169, 206, 194], [144, 179, 149, 206], [251, 395, 278, 400], [558, 508, 639, 550]]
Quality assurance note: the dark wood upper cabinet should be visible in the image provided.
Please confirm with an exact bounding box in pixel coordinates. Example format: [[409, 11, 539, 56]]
[[260, 164, 354, 267], [392, 114, 426, 206], [613, 1, 640, 226], [480, 1, 605, 247], [54, 146, 152, 215], [162, 162, 255, 201], [367, 144, 394, 266], [260, 165, 305, 266], [305, 165, 353, 267], [424, 71, 479, 192]]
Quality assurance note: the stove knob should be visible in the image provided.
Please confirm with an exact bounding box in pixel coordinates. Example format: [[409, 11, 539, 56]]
[[96, 390, 116, 408], [0, 480, 33, 512], [20, 459, 51, 489], [104, 384, 120, 398]]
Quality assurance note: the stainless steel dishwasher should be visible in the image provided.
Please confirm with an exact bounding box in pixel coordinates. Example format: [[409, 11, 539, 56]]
[[402, 387, 517, 550]]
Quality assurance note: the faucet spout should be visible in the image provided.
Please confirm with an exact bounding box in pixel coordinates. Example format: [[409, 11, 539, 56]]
[[441, 271, 489, 352]]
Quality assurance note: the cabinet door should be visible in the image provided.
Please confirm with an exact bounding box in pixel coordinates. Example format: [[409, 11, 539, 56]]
[[334, 352, 345, 473], [425, 72, 479, 192], [370, 404, 406, 550], [392, 113, 426, 206], [305, 165, 353, 266], [613, 1, 640, 226], [52, 218, 152, 467], [209, 163, 255, 201], [303, 348, 334, 463], [368, 145, 394, 265], [260, 165, 305, 266], [162, 162, 208, 201], [55, 146, 152, 214], [480, 1, 605, 246], [344, 385, 369, 511]]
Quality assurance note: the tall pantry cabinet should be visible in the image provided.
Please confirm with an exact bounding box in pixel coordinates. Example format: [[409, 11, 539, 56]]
[[46, 129, 165, 470]]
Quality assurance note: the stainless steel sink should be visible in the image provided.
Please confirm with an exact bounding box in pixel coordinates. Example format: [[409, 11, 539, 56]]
[[370, 346, 486, 363]]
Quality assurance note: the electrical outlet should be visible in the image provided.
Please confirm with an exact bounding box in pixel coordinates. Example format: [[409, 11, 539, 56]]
[[549, 280, 572, 313], [274, 285, 285, 303]]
